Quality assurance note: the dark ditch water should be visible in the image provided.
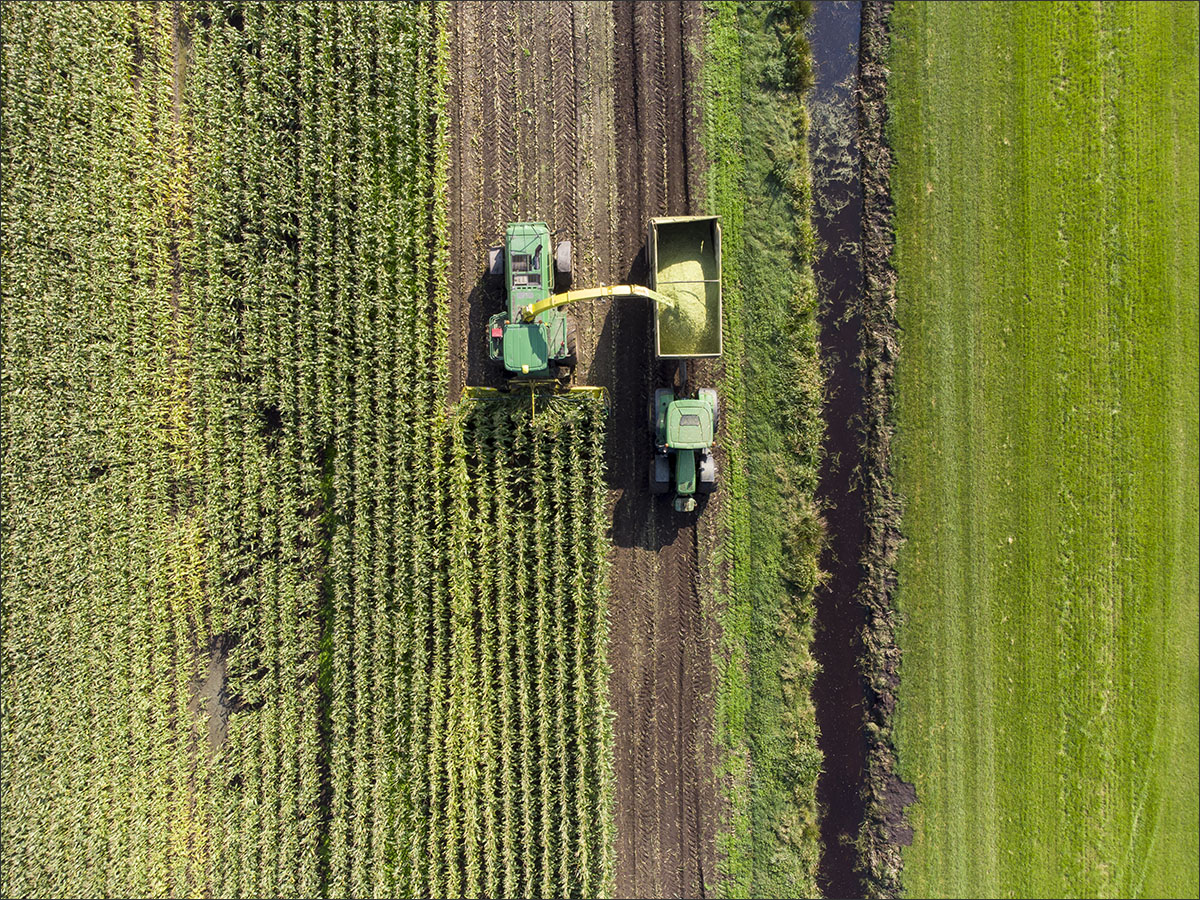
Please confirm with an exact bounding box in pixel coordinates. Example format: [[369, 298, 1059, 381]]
[[808, 2, 870, 897]]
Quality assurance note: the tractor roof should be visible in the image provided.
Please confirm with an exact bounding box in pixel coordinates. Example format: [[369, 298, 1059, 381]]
[[665, 399, 713, 450]]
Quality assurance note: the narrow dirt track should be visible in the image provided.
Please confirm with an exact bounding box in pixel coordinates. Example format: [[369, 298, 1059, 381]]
[[447, 3, 718, 896]]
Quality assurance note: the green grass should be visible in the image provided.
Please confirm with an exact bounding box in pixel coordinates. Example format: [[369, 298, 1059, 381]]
[[703, 3, 825, 897], [888, 2, 1199, 896]]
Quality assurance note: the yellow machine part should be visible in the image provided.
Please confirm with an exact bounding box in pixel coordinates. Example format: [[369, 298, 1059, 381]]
[[518, 284, 676, 322], [461, 382, 607, 401]]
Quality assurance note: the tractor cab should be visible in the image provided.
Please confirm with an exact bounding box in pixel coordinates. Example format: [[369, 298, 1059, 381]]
[[663, 399, 714, 449]]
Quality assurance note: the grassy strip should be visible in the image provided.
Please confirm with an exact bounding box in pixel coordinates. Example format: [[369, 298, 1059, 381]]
[[703, 3, 825, 897], [851, 4, 912, 897], [888, 2, 1199, 896]]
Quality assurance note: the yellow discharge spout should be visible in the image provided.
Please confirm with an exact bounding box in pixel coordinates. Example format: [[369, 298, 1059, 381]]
[[519, 284, 676, 322]]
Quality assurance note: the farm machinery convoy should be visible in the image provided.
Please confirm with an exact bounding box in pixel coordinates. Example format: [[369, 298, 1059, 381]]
[[469, 216, 724, 512]]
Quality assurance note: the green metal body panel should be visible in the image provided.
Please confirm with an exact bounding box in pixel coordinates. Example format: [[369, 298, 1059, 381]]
[[500, 322, 549, 374], [674, 447, 697, 495], [488, 222, 570, 376], [654, 393, 716, 449]]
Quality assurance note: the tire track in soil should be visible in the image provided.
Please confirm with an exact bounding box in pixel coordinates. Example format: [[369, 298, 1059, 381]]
[[447, 4, 716, 897]]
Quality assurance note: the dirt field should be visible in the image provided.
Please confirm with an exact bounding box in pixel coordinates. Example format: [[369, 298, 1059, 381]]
[[446, 3, 719, 895]]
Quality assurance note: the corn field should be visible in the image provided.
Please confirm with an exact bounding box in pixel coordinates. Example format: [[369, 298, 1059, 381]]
[[0, 3, 614, 897]]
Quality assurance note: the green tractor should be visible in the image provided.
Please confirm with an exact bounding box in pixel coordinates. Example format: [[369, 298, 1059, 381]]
[[646, 215, 723, 513], [650, 380, 719, 512], [486, 221, 576, 379]]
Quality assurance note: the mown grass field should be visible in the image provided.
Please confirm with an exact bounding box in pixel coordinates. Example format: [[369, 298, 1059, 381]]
[[888, 2, 1199, 897], [1, 3, 614, 897]]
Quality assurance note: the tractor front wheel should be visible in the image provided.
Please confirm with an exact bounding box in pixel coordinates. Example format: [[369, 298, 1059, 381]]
[[649, 456, 670, 495]]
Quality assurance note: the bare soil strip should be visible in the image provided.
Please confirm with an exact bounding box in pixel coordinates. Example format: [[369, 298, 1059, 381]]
[[447, 4, 717, 895]]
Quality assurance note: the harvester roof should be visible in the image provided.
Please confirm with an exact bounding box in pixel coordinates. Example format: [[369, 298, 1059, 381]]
[[506, 221, 551, 310], [501, 322, 549, 375]]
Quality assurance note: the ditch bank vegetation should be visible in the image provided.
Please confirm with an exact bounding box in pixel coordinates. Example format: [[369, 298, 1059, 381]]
[[703, 2, 824, 897], [851, 3, 914, 897]]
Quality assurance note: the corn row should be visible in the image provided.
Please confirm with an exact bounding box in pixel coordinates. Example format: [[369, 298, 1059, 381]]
[[2, 3, 618, 897]]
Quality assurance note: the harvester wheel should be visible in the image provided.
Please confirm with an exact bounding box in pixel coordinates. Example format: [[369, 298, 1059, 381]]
[[564, 317, 577, 365], [557, 318, 578, 378], [555, 240, 572, 285], [487, 246, 504, 280]]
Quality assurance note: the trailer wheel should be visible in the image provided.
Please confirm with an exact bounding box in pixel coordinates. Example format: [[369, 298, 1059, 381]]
[[555, 240, 572, 286]]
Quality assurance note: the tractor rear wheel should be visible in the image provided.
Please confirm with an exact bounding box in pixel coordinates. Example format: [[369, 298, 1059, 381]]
[[653, 388, 674, 437], [698, 388, 719, 431], [697, 449, 718, 493]]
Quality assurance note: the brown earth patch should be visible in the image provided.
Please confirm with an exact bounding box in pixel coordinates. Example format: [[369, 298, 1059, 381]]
[[446, 3, 719, 896]]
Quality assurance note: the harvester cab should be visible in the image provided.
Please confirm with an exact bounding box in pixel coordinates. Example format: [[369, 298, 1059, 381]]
[[645, 216, 723, 513]]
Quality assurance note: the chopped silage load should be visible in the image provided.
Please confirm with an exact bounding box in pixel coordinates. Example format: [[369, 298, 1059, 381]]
[[656, 255, 718, 355]]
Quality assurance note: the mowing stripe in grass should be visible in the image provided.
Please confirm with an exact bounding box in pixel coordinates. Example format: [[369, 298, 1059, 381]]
[[889, 3, 1199, 896]]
